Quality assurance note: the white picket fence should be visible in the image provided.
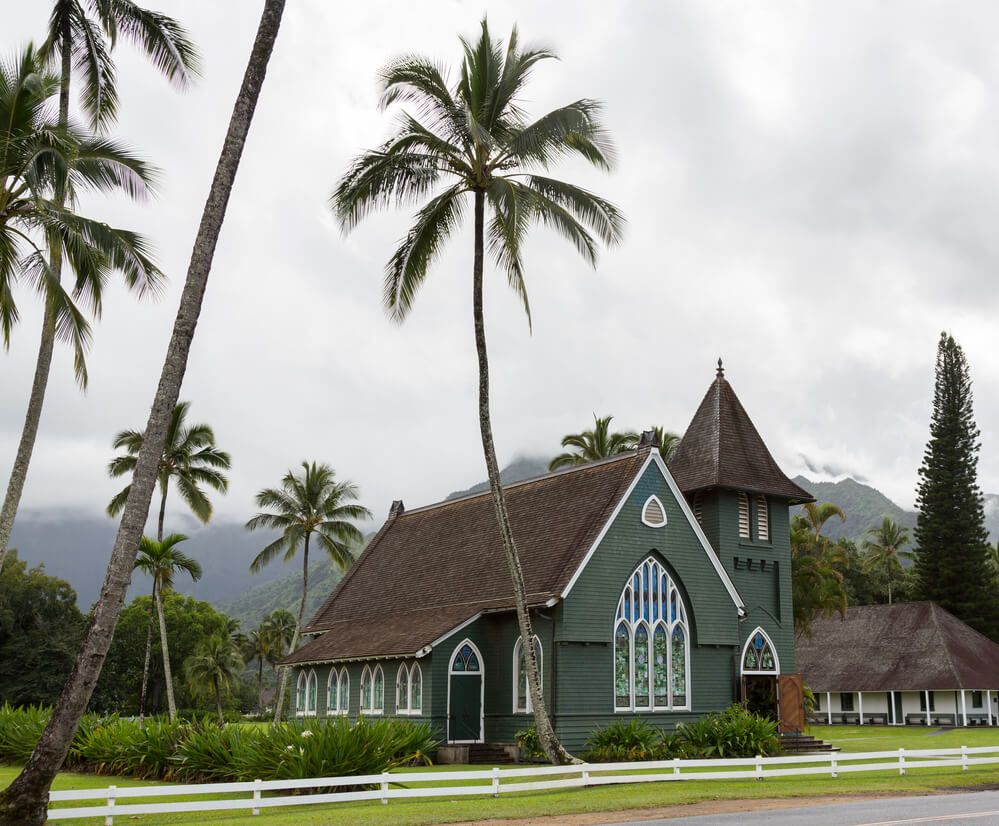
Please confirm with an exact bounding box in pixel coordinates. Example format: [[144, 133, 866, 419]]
[[48, 745, 999, 824]]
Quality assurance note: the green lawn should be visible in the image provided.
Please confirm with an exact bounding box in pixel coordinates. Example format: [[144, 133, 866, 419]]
[[5, 725, 999, 825]]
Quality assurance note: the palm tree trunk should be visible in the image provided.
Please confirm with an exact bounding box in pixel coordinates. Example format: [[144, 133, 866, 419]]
[[137, 581, 158, 727], [257, 658, 264, 713], [0, 21, 72, 574], [157, 481, 169, 542], [273, 532, 309, 723], [215, 679, 223, 724], [470, 190, 572, 765], [155, 586, 177, 721], [0, 5, 286, 822], [887, 557, 893, 605]]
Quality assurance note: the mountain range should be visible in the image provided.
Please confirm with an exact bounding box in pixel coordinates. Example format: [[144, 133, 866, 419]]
[[8, 457, 997, 631]]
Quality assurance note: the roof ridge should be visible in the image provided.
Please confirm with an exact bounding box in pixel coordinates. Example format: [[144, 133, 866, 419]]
[[929, 603, 965, 689], [402, 450, 645, 516]]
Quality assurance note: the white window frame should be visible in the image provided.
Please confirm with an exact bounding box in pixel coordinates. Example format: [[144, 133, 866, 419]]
[[641, 495, 668, 528], [360, 664, 385, 715], [396, 663, 410, 715], [409, 663, 423, 716], [741, 626, 781, 675], [327, 667, 349, 716], [512, 635, 543, 713], [613, 556, 691, 712], [447, 638, 484, 744], [295, 670, 308, 717], [300, 669, 317, 717]]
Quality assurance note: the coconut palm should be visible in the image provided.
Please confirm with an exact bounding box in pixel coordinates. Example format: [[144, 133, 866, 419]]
[[134, 534, 201, 721], [549, 415, 638, 471], [0, 0, 197, 574], [247, 462, 370, 721], [106, 401, 231, 541], [861, 517, 912, 605], [0, 6, 284, 822], [799, 501, 846, 537], [791, 511, 849, 638], [240, 627, 274, 713], [262, 609, 296, 672], [183, 634, 243, 723], [332, 19, 622, 763], [0, 45, 161, 572]]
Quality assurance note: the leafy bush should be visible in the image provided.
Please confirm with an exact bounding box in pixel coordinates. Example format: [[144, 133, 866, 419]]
[[514, 726, 545, 762], [583, 706, 778, 763], [0, 704, 49, 763]]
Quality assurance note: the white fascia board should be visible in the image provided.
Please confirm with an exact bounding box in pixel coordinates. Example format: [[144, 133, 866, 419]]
[[559, 450, 745, 613], [428, 612, 483, 650]]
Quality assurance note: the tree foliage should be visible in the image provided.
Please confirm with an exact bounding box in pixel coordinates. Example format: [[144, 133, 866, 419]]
[[790, 505, 849, 638], [549, 415, 638, 470], [913, 333, 997, 638]]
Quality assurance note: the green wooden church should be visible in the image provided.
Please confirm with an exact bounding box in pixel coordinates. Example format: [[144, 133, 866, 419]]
[[284, 364, 813, 754]]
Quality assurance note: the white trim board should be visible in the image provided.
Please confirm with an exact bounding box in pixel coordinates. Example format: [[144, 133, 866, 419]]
[[560, 449, 745, 613]]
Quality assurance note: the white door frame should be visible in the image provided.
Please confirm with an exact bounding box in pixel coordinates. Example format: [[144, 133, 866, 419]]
[[447, 638, 485, 744]]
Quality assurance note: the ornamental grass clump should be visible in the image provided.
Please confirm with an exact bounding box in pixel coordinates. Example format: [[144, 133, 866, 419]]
[[72, 717, 192, 780], [0, 705, 49, 764]]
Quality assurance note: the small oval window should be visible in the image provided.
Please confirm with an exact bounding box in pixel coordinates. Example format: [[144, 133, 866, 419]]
[[642, 495, 667, 528]]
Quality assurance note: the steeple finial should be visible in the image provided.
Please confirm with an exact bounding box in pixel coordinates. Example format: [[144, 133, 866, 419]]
[[716, 357, 724, 378]]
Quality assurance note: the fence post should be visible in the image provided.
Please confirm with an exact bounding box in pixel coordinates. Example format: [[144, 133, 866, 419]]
[[830, 754, 838, 778], [899, 747, 905, 776], [755, 755, 763, 781], [104, 785, 116, 826], [673, 757, 680, 779], [381, 772, 389, 805], [492, 767, 500, 797], [582, 763, 590, 787], [962, 745, 968, 772], [252, 778, 261, 816]]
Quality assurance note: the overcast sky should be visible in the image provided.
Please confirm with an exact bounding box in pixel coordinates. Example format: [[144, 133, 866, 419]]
[[3, 1, 997, 533]]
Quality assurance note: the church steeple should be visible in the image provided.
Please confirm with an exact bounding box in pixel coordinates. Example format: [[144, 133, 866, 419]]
[[668, 361, 813, 503]]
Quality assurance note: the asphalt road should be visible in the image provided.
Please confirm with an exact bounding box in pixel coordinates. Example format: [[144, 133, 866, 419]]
[[604, 790, 999, 825]]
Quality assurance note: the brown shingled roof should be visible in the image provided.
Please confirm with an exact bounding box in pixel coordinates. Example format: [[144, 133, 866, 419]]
[[668, 366, 813, 502], [283, 452, 647, 665], [797, 602, 999, 691]]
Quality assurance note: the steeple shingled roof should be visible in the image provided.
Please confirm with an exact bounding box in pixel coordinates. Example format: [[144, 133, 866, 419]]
[[668, 363, 814, 502]]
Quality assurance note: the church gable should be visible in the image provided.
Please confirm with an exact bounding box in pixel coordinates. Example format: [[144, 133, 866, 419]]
[[558, 453, 743, 647]]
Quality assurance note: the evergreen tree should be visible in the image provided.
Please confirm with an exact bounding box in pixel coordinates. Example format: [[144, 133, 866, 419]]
[[913, 333, 995, 637]]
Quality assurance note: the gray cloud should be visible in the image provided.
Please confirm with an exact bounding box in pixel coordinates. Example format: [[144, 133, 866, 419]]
[[2, 0, 997, 533]]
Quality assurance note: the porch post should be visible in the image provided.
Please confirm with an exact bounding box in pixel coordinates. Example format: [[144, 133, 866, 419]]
[[961, 690, 968, 727], [858, 692, 863, 725], [925, 691, 931, 726], [889, 691, 895, 725], [827, 692, 832, 725], [988, 691, 993, 726]]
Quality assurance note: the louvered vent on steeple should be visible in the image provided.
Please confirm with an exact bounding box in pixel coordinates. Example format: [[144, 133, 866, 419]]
[[642, 495, 667, 528], [756, 494, 769, 542], [692, 492, 704, 526], [737, 492, 750, 539]]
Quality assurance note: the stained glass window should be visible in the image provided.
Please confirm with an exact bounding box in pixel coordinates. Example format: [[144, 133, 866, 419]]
[[410, 664, 422, 713], [397, 664, 410, 713], [360, 666, 372, 712], [373, 666, 384, 711], [614, 556, 690, 711], [742, 629, 778, 674], [307, 670, 318, 714], [337, 670, 349, 714], [296, 672, 307, 714], [671, 627, 687, 707], [452, 643, 481, 673], [615, 622, 631, 708], [327, 670, 338, 713]]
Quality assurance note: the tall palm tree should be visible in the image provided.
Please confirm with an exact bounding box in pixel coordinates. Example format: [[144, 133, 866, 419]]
[[0, 5, 285, 822], [183, 634, 243, 723], [241, 627, 274, 713], [549, 415, 638, 471], [106, 401, 228, 724], [247, 462, 370, 721], [106, 401, 231, 541], [332, 19, 622, 764], [790, 509, 849, 638], [0, 0, 198, 574], [800, 501, 846, 537], [262, 608, 296, 687], [0, 45, 161, 572], [134, 534, 201, 721], [861, 517, 912, 605]]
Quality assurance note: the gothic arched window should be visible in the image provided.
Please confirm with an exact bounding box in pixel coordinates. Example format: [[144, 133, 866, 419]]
[[614, 557, 690, 710]]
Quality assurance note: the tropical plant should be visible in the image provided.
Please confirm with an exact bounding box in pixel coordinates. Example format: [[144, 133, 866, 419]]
[[240, 628, 274, 712], [183, 635, 243, 723], [549, 415, 638, 471], [675, 705, 779, 759], [0, 45, 162, 572], [133, 534, 202, 722], [107, 401, 231, 540], [861, 517, 913, 605], [0, 5, 284, 822], [650, 426, 682, 462], [799, 502, 846, 537], [332, 18, 623, 763], [791, 510, 849, 638], [260, 609, 296, 707], [246, 462, 369, 721]]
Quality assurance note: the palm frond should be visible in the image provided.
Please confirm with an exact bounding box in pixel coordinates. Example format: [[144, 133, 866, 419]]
[[111, 1, 201, 88]]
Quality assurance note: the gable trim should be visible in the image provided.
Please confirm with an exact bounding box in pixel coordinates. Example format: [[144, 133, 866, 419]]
[[559, 450, 745, 613]]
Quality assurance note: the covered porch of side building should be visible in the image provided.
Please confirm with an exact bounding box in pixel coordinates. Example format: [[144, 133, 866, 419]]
[[811, 688, 999, 726]]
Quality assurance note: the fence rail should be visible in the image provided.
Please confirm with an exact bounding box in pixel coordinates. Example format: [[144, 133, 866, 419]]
[[47, 745, 999, 823]]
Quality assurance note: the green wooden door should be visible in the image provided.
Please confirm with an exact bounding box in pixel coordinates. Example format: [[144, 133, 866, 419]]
[[449, 674, 482, 742]]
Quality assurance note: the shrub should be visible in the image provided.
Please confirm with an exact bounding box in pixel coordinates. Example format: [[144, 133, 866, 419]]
[[676, 705, 779, 758], [583, 719, 673, 762], [514, 726, 545, 762], [0, 704, 49, 763]]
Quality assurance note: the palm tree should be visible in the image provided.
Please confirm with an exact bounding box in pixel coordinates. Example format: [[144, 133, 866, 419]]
[[861, 517, 912, 605], [0, 0, 197, 575], [247, 462, 370, 721], [800, 501, 846, 537], [107, 401, 231, 541], [332, 19, 622, 764], [183, 635, 243, 723], [549, 415, 638, 471], [241, 627, 275, 713], [262, 608, 296, 685], [650, 426, 682, 463], [134, 534, 201, 721], [0, 45, 161, 572], [0, 5, 285, 822], [790, 509, 850, 638]]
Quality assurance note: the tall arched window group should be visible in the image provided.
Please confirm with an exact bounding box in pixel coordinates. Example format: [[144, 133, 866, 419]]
[[327, 667, 349, 715], [360, 664, 384, 714], [614, 557, 689, 711], [396, 662, 423, 715], [296, 669, 318, 716], [513, 635, 543, 713]]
